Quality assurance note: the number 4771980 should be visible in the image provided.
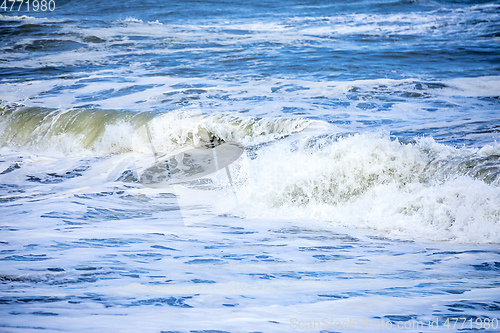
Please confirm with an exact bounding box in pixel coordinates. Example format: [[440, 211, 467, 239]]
[[1, 0, 55, 11], [444, 318, 498, 330]]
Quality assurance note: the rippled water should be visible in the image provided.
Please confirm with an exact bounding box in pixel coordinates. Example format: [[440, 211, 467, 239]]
[[1, 0, 499, 331]]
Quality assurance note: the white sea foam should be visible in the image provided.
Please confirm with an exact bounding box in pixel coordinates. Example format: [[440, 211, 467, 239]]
[[442, 76, 500, 97], [0, 14, 38, 20], [236, 133, 500, 243], [2, 75, 498, 123]]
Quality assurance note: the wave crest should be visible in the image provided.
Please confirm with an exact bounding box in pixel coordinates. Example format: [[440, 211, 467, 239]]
[[0, 105, 314, 156], [237, 133, 500, 243]]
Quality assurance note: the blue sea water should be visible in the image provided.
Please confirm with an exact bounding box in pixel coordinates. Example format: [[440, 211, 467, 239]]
[[1, 0, 500, 332]]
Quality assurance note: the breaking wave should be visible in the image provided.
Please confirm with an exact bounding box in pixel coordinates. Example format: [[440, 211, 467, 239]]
[[0, 105, 314, 155], [0, 105, 498, 243], [236, 133, 500, 243]]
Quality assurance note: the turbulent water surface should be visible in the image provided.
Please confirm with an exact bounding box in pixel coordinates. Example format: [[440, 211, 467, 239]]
[[1, 0, 499, 332]]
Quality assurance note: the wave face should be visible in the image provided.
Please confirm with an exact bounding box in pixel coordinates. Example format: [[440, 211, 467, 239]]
[[0, 105, 313, 155]]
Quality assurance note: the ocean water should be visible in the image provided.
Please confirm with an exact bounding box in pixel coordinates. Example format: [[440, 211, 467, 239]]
[[1, 0, 500, 332]]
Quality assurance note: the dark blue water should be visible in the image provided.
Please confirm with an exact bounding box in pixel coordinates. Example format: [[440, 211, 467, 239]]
[[3, 0, 500, 81]]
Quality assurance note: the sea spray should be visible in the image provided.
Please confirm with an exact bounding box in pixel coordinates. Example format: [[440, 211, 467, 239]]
[[237, 133, 500, 242]]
